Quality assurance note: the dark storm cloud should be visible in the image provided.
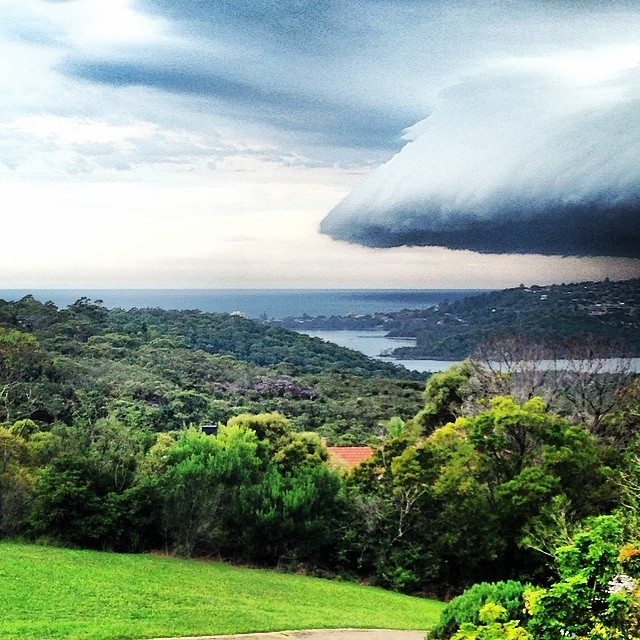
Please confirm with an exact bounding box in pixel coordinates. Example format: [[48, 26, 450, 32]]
[[32, 0, 640, 253], [54, 0, 438, 152], [320, 201, 640, 258], [56, 0, 640, 158], [320, 65, 640, 258]]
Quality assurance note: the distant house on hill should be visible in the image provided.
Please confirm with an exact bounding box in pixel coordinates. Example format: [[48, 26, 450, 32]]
[[327, 446, 373, 470]]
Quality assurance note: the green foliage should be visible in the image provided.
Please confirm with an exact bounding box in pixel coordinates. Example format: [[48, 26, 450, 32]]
[[272, 431, 329, 470], [0, 296, 426, 442], [0, 329, 42, 382], [234, 462, 344, 565], [0, 328, 46, 423], [526, 515, 640, 640], [435, 515, 640, 639], [414, 361, 472, 433], [25, 418, 159, 551], [341, 395, 618, 593], [144, 425, 261, 556], [385, 278, 640, 359], [0, 427, 34, 537], [112, 306, 417, 378], [28, 451, 157, 551], [451, 603, 532, 640], [431, 581, 529, 640], [8, 418, 39, 439], [380, 415, 407, 439], [462, 397, 615, 557], [227, 411, 291, 448], [140, 421, 344, 566], [0, 292, 637, 606]]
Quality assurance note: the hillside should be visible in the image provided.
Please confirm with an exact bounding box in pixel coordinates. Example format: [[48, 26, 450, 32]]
[[387, 278, 640, 359], [0, 543, 443, 640], [0, 296, 426, 443], [267, 279, 639, 359], [0, 296, 419, 379]]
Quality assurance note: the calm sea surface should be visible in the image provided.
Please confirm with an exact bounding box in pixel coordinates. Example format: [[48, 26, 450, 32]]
[[0, 289, 482, 319]]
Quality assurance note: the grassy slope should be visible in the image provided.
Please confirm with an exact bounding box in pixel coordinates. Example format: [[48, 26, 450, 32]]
[[0, 543, 443, 640]]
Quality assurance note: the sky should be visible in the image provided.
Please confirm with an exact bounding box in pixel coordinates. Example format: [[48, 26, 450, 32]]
[[1, 0, 639, 289]]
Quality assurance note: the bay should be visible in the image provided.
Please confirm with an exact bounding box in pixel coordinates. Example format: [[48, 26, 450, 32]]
[[297, 329, 459, 373]]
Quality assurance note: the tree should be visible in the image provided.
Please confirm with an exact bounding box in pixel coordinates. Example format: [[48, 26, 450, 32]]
[[462, 396, 615, 573], [28, 452, 117, 547], [604, 378, 640, 446], [344, 396, 615, 593], [344, 422, 502, 592], [431, 516, 640, 639], [232, 461, 344, 566], [227, 412, 291, 443], [470, 334, 636, 437], [272, 431, 329, 470], [471, 334, 561, 407], [431, 581, 530, 640], [144, 425, 262, 557], [26, 418, 159, 551], [558, 338, 636, 436], [89, 415, 153, 492], [0, 427, 34, 537], [0, 329, 44, 422], [412, 361, 473, 434], [526, 516, 640, 640]]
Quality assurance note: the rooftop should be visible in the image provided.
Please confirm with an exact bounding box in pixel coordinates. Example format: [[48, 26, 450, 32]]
[[327, 446, 373, 470]]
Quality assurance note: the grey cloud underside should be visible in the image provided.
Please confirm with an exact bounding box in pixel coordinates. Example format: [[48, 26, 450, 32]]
[[320, 201, 640, 258], [59, 0, 639, 156], [63, 60, 413, 150], [136, 0, 346, 52], [134, 0, 640, 51]]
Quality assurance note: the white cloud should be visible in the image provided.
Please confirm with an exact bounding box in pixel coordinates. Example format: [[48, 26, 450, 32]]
[[321, 46, 640, 260]]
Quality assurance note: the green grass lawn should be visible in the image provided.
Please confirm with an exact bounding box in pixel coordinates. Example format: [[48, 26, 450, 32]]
[[0, 542, 443, 640]]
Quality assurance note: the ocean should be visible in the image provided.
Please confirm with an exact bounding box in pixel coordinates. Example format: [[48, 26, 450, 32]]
[[0, 288, 483, 320]]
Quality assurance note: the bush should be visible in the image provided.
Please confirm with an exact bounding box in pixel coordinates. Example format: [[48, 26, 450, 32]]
[[431, 580, 528, 639]]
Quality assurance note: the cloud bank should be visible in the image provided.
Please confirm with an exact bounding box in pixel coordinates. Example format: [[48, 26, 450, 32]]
[[321, 56, 640, 258], [3, 0, 640, 286]]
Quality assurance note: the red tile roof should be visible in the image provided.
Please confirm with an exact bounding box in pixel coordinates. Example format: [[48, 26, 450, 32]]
[[327, 446, 373, 469]]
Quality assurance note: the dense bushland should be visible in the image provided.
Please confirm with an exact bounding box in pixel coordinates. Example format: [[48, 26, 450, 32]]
[[0, 295, 425, 443], [1, 293, 640, 638]]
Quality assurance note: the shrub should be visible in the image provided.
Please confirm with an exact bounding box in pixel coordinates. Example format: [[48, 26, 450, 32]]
[[430, 580, 528, 639]]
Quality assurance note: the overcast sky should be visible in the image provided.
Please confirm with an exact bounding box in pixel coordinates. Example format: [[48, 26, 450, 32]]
[[2, 0, 639, 289]]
